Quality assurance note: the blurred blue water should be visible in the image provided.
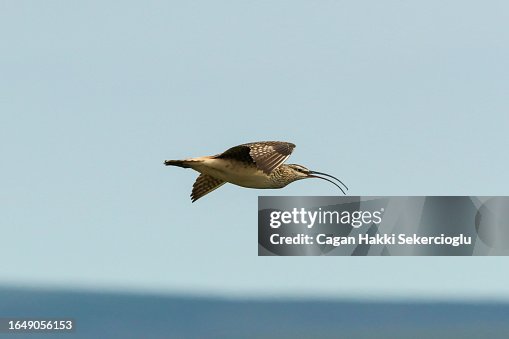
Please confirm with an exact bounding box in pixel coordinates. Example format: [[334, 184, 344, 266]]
[[1, 287, 508, 338]]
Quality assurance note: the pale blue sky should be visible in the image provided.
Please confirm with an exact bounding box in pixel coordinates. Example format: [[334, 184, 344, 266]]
[[1, 1, 508, 300]]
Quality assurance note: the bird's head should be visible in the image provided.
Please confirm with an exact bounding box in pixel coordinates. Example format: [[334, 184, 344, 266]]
[[284, 164, 348, 195]]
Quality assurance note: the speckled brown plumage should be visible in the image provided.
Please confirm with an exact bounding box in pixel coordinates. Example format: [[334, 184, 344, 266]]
[[191, 174, 225, 202], [216, 141, 295, 175]]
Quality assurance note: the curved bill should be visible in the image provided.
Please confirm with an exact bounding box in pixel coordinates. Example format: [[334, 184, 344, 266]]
[[309, 171, 348, 195]]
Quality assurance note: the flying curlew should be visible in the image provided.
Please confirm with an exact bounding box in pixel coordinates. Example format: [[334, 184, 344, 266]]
[[164, 141, 348, 202]]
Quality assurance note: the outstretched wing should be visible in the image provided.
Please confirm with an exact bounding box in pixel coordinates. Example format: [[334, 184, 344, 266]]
[[215, 144, 253, 164], [191, 174, 226, 202], [217, 141, 296, 175], [244, 141, 295, 174]]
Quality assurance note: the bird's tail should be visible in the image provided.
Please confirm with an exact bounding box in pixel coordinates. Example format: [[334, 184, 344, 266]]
[[164, 160, 191, 168], [164, 156, 213, 168]]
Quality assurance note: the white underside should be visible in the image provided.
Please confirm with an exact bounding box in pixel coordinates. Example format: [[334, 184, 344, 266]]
[[187, 157, 274, 189]]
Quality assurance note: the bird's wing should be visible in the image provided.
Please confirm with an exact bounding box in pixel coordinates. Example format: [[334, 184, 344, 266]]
[[191, 174, 226, 202], [217, 141, 296, 175], [244, 141, 295, 174], [215, 145, 253, 164]]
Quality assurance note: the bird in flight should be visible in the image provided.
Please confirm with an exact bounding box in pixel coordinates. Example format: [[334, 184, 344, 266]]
[[164, 141, 348, 202]]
